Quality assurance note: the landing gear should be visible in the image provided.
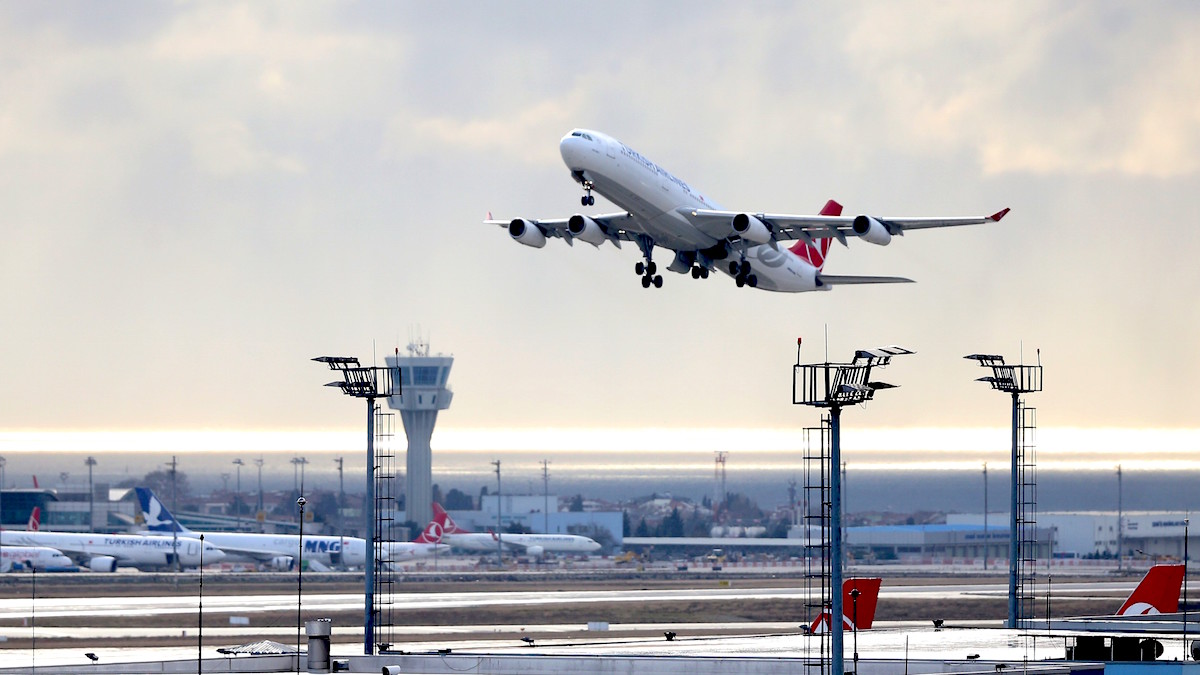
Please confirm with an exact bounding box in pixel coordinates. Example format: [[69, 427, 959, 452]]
[[730, 258, 756, 289], [690, 266, 709, 279], [580, 180, 596, 207], [634, 234, 661, 289]]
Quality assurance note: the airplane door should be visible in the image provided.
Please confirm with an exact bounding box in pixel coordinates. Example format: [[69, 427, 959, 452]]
[[188, 542, 198, 558], [605, 140, 616, 159]]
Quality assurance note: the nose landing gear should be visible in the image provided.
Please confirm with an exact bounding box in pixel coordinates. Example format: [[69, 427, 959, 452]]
[[580, 180, 596, 207]]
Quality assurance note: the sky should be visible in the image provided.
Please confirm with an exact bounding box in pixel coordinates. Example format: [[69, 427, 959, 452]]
[[2, 3, 1200, 470]]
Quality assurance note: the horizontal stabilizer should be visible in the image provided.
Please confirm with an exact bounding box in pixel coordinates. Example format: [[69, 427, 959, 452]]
[[817, 274, 914, 286]]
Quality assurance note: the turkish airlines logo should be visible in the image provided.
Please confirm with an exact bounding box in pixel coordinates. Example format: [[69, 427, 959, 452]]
[[425, 522, 443, 542]]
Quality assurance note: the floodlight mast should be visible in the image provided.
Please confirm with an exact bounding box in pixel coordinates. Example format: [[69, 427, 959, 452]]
[[794, 341, 911, 675], [965, 352, 1042, 629], [312, 355, 399, 656]]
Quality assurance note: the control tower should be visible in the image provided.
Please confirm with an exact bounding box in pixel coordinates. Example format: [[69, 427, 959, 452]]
[[385, 339, 453, 528]]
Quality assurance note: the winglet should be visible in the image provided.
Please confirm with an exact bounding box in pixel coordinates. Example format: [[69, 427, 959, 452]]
[[989, 208, 1011, 222]]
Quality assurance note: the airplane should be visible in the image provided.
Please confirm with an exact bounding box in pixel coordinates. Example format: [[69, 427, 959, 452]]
[[486, 129, 1008, 292], [0, 546, 75, 572], [431, 503, 601, 558], [1114, 564, 1185, 616], [808, 577, 882, 633], [134, 487, 446, 570], [0, 507, 224, 572]]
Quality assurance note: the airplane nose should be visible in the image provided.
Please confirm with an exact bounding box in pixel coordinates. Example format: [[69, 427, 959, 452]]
[[207, 547, 226, 562]]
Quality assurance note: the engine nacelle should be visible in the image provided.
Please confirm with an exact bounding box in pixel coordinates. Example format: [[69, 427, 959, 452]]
[[852, 215, 892, 246], [269, 556, 294, 571], [567, 215, 607, 247], [732, 213, 772, 244], [524, 546, 545, 559], [89, 556, 117, 573], [508, 219, 547, 248]]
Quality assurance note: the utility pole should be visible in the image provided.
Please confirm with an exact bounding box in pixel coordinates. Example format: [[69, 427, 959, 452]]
[[85, 457, 97, 533], [541, 460, 551, 534], [335, 457, 344, 534], [232, 459, 244, 532], [492, 460, 502, 567], [169, 455, 180, 573], [983, 462, 988, 570], [1117, 464, 1123, 571], [254, 458, 264, 534]]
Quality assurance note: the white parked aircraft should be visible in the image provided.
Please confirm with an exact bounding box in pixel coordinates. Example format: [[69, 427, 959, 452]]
[[487, 129, 1008, 291], [135, 488, 446, 570], [0, 546, 74, 572], [0, 526, 223, 572], [431, 503, 601, 558]]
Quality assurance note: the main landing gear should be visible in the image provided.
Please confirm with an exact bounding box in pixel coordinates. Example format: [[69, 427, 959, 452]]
[[634, 234, 662, 289], [580, 180, 596, 207], [690, 265, 709, 279], [728, 259, 758, 288]]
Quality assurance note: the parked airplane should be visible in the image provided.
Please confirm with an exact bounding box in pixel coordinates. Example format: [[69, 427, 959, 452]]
[[0, 508, 223, 572], [135, 487, 445, 570], [808, 577, 883, 633], [1114, 564, 1185, 616], [431, 503, 601, 557], [487, 129, 1008, 292], [0, 546, 74, 572]]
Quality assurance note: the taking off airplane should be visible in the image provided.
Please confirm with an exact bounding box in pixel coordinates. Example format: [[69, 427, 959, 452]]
[[487, 129, 1008, 292]]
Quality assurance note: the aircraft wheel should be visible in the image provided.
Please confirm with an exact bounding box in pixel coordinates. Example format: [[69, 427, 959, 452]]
[[581, 195, 589, 206], [587, 195, 595, 206], [728, 261, 740, 275], [691, 267, 700, 279], [747, 274, 759, 288], [700, 268, 709, 279], [646, 262, 657, 276], [635, 261, 645, 275], [735, 276, 745, 288], [653, 275, 663, 288], [641, 275, 652, 288], [739, 261, 751, 276]]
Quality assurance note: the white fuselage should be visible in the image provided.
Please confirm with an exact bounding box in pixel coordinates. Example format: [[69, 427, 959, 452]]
[[193, 532, 367, 568], [0, 546, 74, 571], [0, 531, 223, 569], [443, 531, 601, 555], [559, 129, 822, 292]]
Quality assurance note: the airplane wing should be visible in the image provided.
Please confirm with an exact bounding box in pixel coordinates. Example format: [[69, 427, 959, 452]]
[[485, 212, 638, 247], [816, 274, 914, 286], [680, 208, 1009, 245]]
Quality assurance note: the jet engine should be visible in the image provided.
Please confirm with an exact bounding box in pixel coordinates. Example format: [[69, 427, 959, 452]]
[[508, 219, 547, 248], [524, 546, 545, 559], [852, 215, 892, 246], [269, 556, 294, 571], [731, 213, 772, 244], [89, 556, 118, 573], [567, 215, 608, 247]]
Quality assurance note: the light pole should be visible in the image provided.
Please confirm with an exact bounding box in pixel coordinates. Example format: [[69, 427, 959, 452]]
[[255, 458, 265, 533], [0, 456, 6, 564], [851, 587, 860, 675], [983, 462, 989, 570], [296, 496, 306, 672], [1116, 465, 1123, 571], [335, 457, 345, 552], [232, 459, 244, 532], [198, 533, 205, 674], [314, 355, 399, 655], [85, 457, 97, 533], [965, 351, 1043, 629], [794, 341, 912, 675], [541, 460, 551, 534], [492, 460, 503, 567], [169, 456, 180, 573]]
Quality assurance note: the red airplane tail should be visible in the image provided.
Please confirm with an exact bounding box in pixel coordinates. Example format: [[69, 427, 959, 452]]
[[431, 502, 470, 534], [412, 519, 444, 545], [809, 577, 882, 633], [27, 507, 40, 532], [788, 199, 841, 271], [1116, 564, 1185, 615]]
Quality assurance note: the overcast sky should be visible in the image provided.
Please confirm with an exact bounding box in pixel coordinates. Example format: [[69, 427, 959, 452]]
[[3, 3, 1199, 462]]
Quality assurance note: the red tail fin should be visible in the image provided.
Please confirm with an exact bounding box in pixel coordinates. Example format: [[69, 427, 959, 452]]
[[789, 199, 841, 270], [810, 577, 882, 633], [432, 503, 470, 534], [1116, 564, 1184, 615], [412, 519, 444, 544], [27, 507, 40, 532]]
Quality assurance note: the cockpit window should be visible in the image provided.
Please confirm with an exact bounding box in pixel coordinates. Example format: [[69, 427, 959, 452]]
[[571, 131, 583, 137], [571, 131, 594, 141]]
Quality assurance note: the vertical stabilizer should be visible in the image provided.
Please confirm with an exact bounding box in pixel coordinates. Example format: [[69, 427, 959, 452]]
[[788, 199, 841, 270], [133, 487, 192, 534], [810, 577, 883, 633], [1116, 564, 1185, 615]]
